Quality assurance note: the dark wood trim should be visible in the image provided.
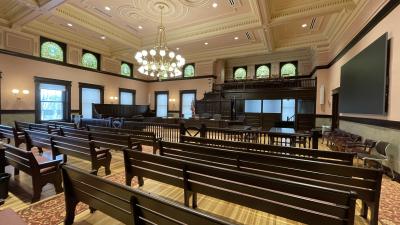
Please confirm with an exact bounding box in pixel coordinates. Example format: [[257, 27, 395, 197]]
[[311, 0, 400, 75], [340, 116, 400, 130], [179, 90, 197, 118], [0, 110, 36, 114], [119, 88, 136, 105], [154, 91, 169, 116], [316, 114, 332, 118], [147, 75, 216, 82], [34, 76, 72, 123], [71, 109, 80, 113], [0, 49, 148, 82], [79, 83, 105, 116]]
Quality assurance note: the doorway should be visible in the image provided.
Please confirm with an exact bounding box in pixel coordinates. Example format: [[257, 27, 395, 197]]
[[331, 93, 339, 129]]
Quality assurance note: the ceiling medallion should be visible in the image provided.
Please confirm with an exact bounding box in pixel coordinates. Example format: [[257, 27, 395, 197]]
[[135, 4, 185, 79]]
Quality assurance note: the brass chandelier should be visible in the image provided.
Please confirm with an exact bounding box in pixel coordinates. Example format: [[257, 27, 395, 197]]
[[135, 5, 185, 79]]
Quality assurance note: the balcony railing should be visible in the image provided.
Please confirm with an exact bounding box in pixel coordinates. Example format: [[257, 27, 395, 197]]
[[214, 78, 316, 91]]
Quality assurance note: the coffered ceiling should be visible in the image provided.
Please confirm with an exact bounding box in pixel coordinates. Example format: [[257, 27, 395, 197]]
[[0, 0, 389, 65]]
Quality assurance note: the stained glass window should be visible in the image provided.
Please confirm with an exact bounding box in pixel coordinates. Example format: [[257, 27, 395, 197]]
[[281, 63, 297, 77], [121, 63, 131, 76], [82, 53, 98, 70], [234, 67, 247, 80], [256, 65, 270, 78], [184, 64, 195, 77], [41, 42, 64, 62]]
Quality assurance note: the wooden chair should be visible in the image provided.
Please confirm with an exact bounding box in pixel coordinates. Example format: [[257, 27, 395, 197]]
[[0, 125, 25, 147], [124, 149, 357, 225], [358, 141, 395, 179], [51, 135, 112, 175], [61, 164, 233, 225], [4, 144, 63, 202]]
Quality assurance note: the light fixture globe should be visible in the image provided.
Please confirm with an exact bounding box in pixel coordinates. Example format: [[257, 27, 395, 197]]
[[135, 5, 185, 80]]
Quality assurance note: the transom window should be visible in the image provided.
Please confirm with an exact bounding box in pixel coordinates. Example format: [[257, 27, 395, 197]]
[[82, 51, 99, 70], [121, 62, 132, 77], [256, 65, 270, 79], [183, 64, 195, 77], [234, 67, 247, 80], [40, 37, 66, 62], [280, 62, 297, 77]]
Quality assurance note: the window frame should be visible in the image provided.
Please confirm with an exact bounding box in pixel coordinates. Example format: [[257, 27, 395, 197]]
[[40, 37, 67, 63], [81, 49, 101, 70], [121, 61, 133, 77], [119, 88, 136, 105], [279, 61, 298, 77], [179, 90, 197, 118], [34, 76, 71, 123], [233, 66, 247, 80], [79, 83, 104, 118], [183, 63, 195, 78], [155, 91, 169, 118], [255, 64, 271, 79]]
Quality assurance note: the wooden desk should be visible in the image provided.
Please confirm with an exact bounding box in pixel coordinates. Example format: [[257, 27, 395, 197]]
[[267, 127, 311, 147]]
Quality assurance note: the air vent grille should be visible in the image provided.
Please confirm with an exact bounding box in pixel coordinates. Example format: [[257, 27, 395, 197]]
[[245, 32, 253, 40], [310, 17, 317, 30], [227, 0, 242, 8]]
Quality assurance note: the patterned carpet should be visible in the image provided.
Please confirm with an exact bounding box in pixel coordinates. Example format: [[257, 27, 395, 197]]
[[14, 172, 400, 225]]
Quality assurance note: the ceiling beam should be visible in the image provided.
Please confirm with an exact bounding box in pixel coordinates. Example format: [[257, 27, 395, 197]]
[[269, 0, 356, 27], [10, 0, 69, 29]]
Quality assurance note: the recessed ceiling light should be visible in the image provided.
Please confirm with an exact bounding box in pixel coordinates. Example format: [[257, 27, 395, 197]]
[[138, 25, 143, 29], [302, 23, 307, 28], [67, 23, 73, 27], [204, 42, 208, 45], [234, 37, 239, 40], [212, 2, 218, 8], [101, 36, 106, 40], [105, 6, 111, 11], [176, 47, 180, 51]]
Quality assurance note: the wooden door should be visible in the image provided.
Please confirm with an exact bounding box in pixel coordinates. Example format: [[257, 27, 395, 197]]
[[331, 93, 339, 129]]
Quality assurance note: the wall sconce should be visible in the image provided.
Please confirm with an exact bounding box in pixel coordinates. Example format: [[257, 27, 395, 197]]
[[109, 96, 118, 104], [12, 89, 29, 101], [169, 98, 176, 102]]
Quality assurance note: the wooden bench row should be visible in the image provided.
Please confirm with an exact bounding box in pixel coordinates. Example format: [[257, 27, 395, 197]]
[[157, 141, 383, 225], [123, 148, 357, 225], [180, 135, 356, 165], [62, 164, 233, 225]]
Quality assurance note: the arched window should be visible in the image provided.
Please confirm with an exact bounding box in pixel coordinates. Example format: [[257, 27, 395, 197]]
[[82, 52, 98, 70], [256, 65, 270, 79], [40, 41, 64, 62], [280, 62, 297, 77], [183, 64, 195, 77], [121, 63, 132, 76], [234, 67, 247, 80]]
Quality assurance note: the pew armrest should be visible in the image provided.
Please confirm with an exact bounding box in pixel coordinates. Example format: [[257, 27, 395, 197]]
[[38, 159, 63, 169]]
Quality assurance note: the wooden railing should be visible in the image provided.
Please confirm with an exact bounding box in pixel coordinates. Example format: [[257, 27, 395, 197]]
[[123, 121, 181, 143], [214, 78, 316, 91]]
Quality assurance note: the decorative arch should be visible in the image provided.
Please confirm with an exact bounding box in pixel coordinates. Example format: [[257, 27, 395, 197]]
[[183, 64, 195, 77], [82, 52, 98, 70], [256, 65, 270, 78], [280, 62, 297, 77], [234, 67, 247, 80], [40, 41, 64, 62]]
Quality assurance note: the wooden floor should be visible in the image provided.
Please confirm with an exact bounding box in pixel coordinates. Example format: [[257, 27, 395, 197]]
[[0, 141, 381, 225]]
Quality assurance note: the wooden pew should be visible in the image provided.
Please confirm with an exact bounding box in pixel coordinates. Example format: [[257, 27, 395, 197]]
[[0, 125, 25, 147], [62, 164, 233, 225], [124, 149, 357, 225], [180, 135, 355, 165], [47, 121, 77, 129], [87, 125, 158, 153], [15, 121, 58, 134], [60, 127, 141, 151], [159, 141, 383, 225], [24, 130, 52, 154], [51, 135, 112, 175], [3, 144, 63, 202]]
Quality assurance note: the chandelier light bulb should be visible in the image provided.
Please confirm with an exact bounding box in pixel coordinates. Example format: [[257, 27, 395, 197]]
[[141, 50, 148, 56], [176, 55, 182, 60], [169, 51, 175, 58], [172, 63, 177, 68], [159, 50, 166, 56], [135, 52, 142, 59], [150, 72, 155, 77], [150, 49, 156, 56], [143, 60, 148, 65], [151, 64, 157, 70]]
